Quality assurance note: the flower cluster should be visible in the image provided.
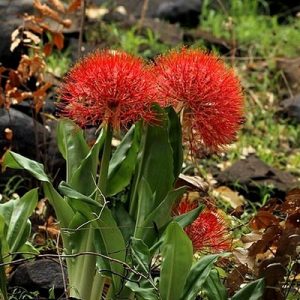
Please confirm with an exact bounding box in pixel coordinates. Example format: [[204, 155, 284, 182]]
[[59, 48, 244, 151], [175, 199, 231, 252], [59, 50, 155, 130], [154, 49, 244, 151]]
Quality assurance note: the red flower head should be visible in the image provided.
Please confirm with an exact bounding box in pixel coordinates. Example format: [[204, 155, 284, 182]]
[[176, 199, 231, 253], [59, 50, 155, 129], [154, 48, 244, 152]]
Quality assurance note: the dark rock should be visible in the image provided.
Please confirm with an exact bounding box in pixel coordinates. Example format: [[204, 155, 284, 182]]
[[280, 94, 300, 123], [264, 0, 300, 17], [142, 18, 183, 46], [9, 259, 67, 298], [93, 0, 162, 17], [0, 108, 49, 160], [94, 0, 202, 27], [277, 58, 300, 94], [156, 0, 202, 27], [0, 0, 33, 69], [0, 108, 66, 189], [216, 154, 298, 198]]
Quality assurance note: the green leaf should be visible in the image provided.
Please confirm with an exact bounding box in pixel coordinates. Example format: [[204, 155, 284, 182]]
[[56, 119, 89, 182], [70, 128, 105, 196], [180, 254, 224, 300], [0, 216, 8, 300], [1, 151, 74, 230], [131, 238, 150, 274], [141, 187, 186, 244], [134, 177, 155, 239], [231, 278, 265, 300], [107, 123, 141, 196], [160, 222, 193, 300], [174, 204, 204, 228], [58, 181, 102, 209], [203, 269, 227, 300], [4, 189, 38, 252], [2, 151, 49, 182], [80, 207, 126, 292], [126, 282, 159, 300], [130, 107, 175, 218], [111, 204, 135, 242], [166, 107, 183, 179], [43, 182, 74, 229]]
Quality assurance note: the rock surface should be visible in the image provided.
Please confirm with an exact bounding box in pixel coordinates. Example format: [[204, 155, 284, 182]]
[[216, 154, 298, 198], [0, 0, 33, 68], [280, 94, 300, 123], [9, 259, 67, 298]]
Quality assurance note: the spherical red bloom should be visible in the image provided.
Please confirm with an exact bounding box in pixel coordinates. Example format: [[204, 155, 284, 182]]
[[154, 48, 244, 151], [59, 50, 156, 129], [176, 199, 231, 253]]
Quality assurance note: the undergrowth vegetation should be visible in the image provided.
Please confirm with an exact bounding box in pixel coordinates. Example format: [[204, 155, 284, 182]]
[[0, 0, 299, 299]]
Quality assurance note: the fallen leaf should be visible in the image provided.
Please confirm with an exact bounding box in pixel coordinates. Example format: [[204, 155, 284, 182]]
[[214, 186, 245, 209]]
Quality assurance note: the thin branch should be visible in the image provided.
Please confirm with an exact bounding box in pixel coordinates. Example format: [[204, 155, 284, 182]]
[[77, 0, 86, 59]]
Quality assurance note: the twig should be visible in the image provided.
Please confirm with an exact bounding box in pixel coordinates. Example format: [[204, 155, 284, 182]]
[[137, 0, 149, 33], [3, 252, 148, 280], [77, 0, 86, 59], [56, 232, 68, 298]]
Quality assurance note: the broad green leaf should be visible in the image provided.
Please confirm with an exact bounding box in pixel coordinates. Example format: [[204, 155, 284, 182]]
[[43, 182, 74, 229], [130, 107, 175, 217], [0, 217, 8, 300], [58, 181, 102, 209], [66, 213, 97, 300], [180, 254, 224, 300], [5, 189, 38, 252], [174, 204, 204, 228], [70, 128, 105, 196], [2, 151, 49, 182], [160, 222, 193, 300], [131, 238, 150, 274], [107, 123, 141, 196], [167, 107, 183, 179], [126, 282, 159, 300], [203, 269, 227, 300], [141, 187, 186, 244], [18, 241, 39, 258], [231, 278, 265, 300], [111, 204, 135, 242], [80, 207, 126, 292], [56, 119, 89, 182], [134, 177, 155, 239], [1, 151, 74, 229], [0, 215, 9, 263]]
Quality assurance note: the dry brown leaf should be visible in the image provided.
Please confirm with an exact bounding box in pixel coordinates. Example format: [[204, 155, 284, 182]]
[[33, 82, 52, 111], [248, 226, 282, 257], [34, 0, 64, 24], [23, 30, 41, 44], [48, 0, 65, 13], [282, 188, 300, 214], [214, 186, 245, 209], [11, 28, 20, 41], [4, 128, 13, 141], [52, 31, 64, 49], [176, 173, 208, 192], [250, 211, 279, 230], [43, 42, 52, 56], [67, 0, 82, 13], [10, 38, 21, 52]]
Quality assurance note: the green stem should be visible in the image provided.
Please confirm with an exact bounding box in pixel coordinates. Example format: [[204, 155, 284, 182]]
[[0, 242, 8, 300], [129, 124, 148, 217], [90, 272, 105, 300], [69, 226, 96, 300], [98, 124, 113, 201]]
